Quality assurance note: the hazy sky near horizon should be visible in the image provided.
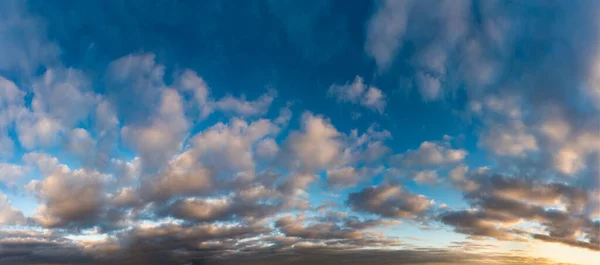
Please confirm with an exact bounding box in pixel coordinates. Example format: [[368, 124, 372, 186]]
[[0, 0, 599, 264]]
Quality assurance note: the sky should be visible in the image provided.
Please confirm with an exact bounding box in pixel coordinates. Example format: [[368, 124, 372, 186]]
[[0, 0, 599, 264]]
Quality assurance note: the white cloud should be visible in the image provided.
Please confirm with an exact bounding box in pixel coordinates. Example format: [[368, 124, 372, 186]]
[[176, 69, 212, 118], [31, 68, 96, 126], [328, 76, 386, 113], [392, 141, 467, 167], [121, 89, 189, 172], [0, 75, 25, 158], [448, 165, 481, 192], [191, 118, 279, 176], [214, 90, 276, 117], [415, 72, 442, 101], [94, 100, 119, 134], [0, 192, 26, 225], [256, 138, 280, 159], [365, 0, 412, 70], [142, 151, 213, 201], [282, 112, 342, 172], [0, 163, 27, 187], [106, 53, 166, 124], [412, 170, 439, 185], [327, 167, 359, 189], [0, 0, 60, 74], [66, 128, 95, 157], [362, 86, 386, 112], [111, 157, 141, 185], [15, 113, 64, 149], [480, 122, 538, 157]]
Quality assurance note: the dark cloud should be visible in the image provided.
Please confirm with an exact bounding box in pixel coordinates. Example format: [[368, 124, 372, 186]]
[[441, 173, 600, 251], [0, 230, 579, 265]]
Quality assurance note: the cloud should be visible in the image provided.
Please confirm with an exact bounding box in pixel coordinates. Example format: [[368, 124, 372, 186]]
[[0, 163, 27, 187], [411, 170, 439, 185], [25, 153, 113, 228], [0, 0, 60, 74], [141, 151, 214, 201], [0, 76, 25, 158], [391, 140, 467, 167], [0, 2, 597, 263], [167, 186, 283, 223], [328, 76, 386, 113], [190, 118, 280, 176], [440, 173, 599, 251], [281, 112, 342, 172], [347, 184, 432, 219], [214, 90, 276, 117], [415, 72, 442, 101], [121, 88, 189, 173], [365, 0, 412, 70], [255, 138, 279, 159], [0, 193, 25, 225], [0, 228, 575, 265], [326, 166, 382, 190], [30, 68, 96, 127]]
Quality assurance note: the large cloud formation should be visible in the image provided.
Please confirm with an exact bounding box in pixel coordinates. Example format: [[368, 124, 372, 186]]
[[0, 0, 599, 264]]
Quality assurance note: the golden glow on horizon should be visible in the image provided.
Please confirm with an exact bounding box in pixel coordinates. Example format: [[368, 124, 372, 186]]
[[528, 241, 600, 265]]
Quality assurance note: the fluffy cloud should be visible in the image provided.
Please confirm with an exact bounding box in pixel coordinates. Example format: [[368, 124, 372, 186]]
[[141, 151, 214, 201], [0, 193, 25, 225], [326, 166, 382, 190], [0, 0, 60, 74], [0, 1, 597, 263], [282, 112, 342, 172], [214, 90, 276, 117], [0, 163, 26, 187], [25, 154, 113, 228], [411, 170, 439, 185], [347, 184, 432, 219], [328, 76, 386, 113], [191, 118, 279, 176], [167, 186, 283, 223], [121, 88, 189, 173], [391, 141, 467, 167]]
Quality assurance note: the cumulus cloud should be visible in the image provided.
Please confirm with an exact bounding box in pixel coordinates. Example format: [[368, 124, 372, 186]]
[[326, 166, 382, 190], [391, 140, 467, 167], [411, 170, 439, 185], [281, 112, 342, 172], [347, 184, 432, 219], [214, 90, 276, 117], [0, 1, 598, 263], [25, 154, 113, 228], [0, 193, 25, 225], [0, 163, 27, 187], [328, 76, 386, 113], [121, 88, 189, 173]]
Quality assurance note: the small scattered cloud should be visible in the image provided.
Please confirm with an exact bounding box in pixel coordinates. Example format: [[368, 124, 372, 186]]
[[328, 76, 386, 113]]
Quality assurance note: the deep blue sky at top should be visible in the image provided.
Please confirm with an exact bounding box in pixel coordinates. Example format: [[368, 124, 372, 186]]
[[24, 0, 474, 156]]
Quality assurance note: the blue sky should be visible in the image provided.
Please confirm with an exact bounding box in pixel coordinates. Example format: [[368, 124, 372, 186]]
[[0, 1, 599, 265]]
